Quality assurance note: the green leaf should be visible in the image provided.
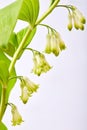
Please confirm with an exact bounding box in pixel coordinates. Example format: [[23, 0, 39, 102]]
[[18, 0, 39, 26], [0, 0, 23, 48], [0, 61, 9, 84], [2, 32, 18, 57], [0, 0, 39, 55], [0, 50, 16, 103], [1, 27, 36, 58], [0, 49, 10, 65], [0, 122, 8, 130], [16, 27, 36, 58], [0, 84, 2, 103]]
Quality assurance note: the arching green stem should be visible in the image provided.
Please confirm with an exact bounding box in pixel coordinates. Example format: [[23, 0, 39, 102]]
[[9, 0, 60, 75], [35, 0, 60, 26]]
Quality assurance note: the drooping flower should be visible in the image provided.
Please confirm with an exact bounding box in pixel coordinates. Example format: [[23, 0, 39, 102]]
[[32, 52, 52, 76], [20, 77, 39, 103], [45, 34, 51, 54], [67, 12, 73, 31], [20, 86, 30, 104], [23, 77, 39, 93], [11, 104, 23, 126], [74, 8, 86, 24], [44, 31, 66, 56], [50, 33, 60, 56], [67, 6, 86, 30], [55, 32, 66, 51], [73, 12, 84, 30]]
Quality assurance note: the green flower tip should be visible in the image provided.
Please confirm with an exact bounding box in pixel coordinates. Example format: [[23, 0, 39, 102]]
[[11, 104, 23, 126], [32, 52, 52, 76], [20, 77, 39, 104], [44, 31, 66, 56]]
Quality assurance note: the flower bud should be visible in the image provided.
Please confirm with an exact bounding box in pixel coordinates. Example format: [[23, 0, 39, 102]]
[[67, 13, 73, 31], [55, 32, 66, 52], [59, 41, 66, 51], [20, 86, 30, 104], [73, 13, 84, 30], [45, 34, 51, 54], [50, 34, 60, 56], [73, 13, 79, 29], [75, 8, 86, 24], [44, 31, 66, 56]]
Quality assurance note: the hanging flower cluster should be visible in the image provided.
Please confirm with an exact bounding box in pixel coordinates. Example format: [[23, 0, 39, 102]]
[[3, 2, 86, 128], [67, 6, 86, 30], [32, 51, 52, 76], [44, 31, 66, 56], [20, 77, 39, 104]]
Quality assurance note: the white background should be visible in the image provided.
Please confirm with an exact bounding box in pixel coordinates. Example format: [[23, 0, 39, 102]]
[[0, 0, 87, 130]]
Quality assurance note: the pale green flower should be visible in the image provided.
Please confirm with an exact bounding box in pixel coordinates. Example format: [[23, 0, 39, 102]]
[[45, 34, 51, 53], [44, 31, 66, 56], [73, 13, 84, 30], [23, 77, 39, 93], [20, 77, 39, 103], [20, 86, 30, 104], [67, 12, 73, 31], [69, 7, 86, 30], [50, 33, 60, 56], [55, 32, 66, 51], [32, 52, 51, 76], [11, 105, 23, 126], [74, 8, 86, 24], [67, 6, 86, 30]]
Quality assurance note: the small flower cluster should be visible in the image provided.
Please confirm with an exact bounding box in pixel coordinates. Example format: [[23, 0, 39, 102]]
[[20, 77, 39, 104], [67, 6, 86, 30], [11, 104, 23, 126], [44, 31, 66, 56], [32, 51, 52, 76]]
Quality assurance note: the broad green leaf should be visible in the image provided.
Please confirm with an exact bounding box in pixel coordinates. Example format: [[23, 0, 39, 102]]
[[0, 61, 9, 84], [1, 32, 18, 57], [0, 122, 8, 130], [0, 50, 16, 103], [0, 0, 39, 55], [0, 0, 23, 48], [1, 27, 36, 58], [0, 49, 10, 65], [18, 0, 39, 26], [17, 27, 36, 58]]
